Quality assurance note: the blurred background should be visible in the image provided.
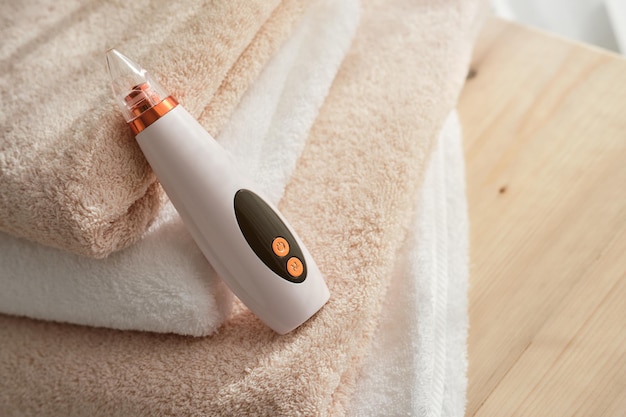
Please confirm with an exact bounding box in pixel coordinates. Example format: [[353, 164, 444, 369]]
[[492, 0, 625, 54]]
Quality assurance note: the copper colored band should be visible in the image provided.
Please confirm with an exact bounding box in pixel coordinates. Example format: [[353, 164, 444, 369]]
[[128, 96, 178, 135]]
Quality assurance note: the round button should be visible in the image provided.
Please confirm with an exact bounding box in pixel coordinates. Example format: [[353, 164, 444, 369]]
[[286, 257, 304, 278], [272, 237, 290, 257]]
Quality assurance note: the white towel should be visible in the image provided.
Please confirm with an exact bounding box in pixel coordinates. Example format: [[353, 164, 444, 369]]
[[349, 111, 469, 417], [0, 0, 360, 337]]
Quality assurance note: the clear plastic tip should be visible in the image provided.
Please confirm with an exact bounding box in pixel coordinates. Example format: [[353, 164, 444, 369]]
[[106, 49, 170, 123]]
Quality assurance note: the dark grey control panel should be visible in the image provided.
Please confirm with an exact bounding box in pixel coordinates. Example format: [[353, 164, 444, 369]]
[[233, 189, 307, 283]]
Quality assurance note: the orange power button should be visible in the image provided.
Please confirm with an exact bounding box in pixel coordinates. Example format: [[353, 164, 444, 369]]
[[286, 257, 304, 278], [272, 237, 290, 257]]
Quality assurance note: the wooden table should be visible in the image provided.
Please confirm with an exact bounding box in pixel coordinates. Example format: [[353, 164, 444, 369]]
[[459, 18, 626, 416]]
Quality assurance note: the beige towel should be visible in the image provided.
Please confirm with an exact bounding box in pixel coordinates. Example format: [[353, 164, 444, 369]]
[[0, 0, 486, 415], [0, 0, 308, 258]]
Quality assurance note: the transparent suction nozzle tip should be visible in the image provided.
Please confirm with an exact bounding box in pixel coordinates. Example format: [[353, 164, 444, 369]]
[[106, 48, 169, 123]]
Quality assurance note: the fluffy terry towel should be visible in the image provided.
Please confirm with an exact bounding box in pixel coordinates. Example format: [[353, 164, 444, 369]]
[[0, 0, 359, 337], [0, 0, 309, 258], [0, 0, 485, 415], [351, 112, 470, 417]]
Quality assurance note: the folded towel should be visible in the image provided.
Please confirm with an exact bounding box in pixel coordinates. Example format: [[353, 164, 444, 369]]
[[0, 0, 485, 415], [0, 0, 359, 337], [350, 111, 470, 417], [0, 0, 309, 258]]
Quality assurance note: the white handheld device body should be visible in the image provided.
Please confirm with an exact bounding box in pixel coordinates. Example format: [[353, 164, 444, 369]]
[[106, 49, 329, 334]]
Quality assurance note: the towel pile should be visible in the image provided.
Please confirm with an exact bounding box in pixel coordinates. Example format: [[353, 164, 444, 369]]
[[0, 0, 486, 415]]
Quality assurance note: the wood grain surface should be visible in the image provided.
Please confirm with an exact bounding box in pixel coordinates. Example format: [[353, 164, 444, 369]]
[[459, 18, 626, 417]]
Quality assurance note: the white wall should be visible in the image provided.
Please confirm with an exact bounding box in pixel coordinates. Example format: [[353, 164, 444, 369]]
[[492, 0, 623, 54]]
